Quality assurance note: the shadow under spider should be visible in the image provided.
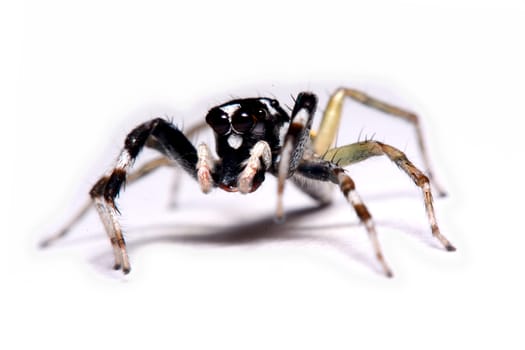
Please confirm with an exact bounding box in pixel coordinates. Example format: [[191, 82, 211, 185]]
[[87, 203, 435, 277], [126, 204, 336, 246]]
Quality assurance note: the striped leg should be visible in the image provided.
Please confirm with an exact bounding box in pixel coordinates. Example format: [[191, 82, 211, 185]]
[[314, 87, 446, 196], [89, 118, 198, 274], [41, 121, 207, 247], [324, 140, 455, 251], [294, 161, 392, 277], [90, 178, 129, 271], [40, 157, 173, 248], [276, 92, 318, 219], [335, 169, 393, 277]]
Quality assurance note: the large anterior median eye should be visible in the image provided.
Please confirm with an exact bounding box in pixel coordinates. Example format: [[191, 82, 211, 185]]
[[206, 109, 231, 135], [231, 111, 256, 133]]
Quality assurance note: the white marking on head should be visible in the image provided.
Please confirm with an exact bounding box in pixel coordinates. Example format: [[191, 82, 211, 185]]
[[259, 99, 278, 115], [227, 133, 243, 149], [220, 104, 241, 116]]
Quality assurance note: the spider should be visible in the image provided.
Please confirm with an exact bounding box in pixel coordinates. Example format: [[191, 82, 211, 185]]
[[41, 87, 455, 277]]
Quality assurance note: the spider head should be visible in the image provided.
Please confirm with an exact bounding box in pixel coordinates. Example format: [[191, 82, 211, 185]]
[[205, 97, 290, 190], [206, 97, 290, 153]]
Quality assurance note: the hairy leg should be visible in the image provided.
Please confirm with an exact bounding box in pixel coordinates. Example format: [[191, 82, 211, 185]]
[[295, 160, 393, 277], [314, 87, 446, 196], [324, 140, 455, 251], [276, 92, 318, 220], [40, 157, 173, 248], [63, 118, 199, 273]]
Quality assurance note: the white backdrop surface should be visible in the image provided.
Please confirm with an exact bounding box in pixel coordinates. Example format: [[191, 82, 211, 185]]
[[6, 1, 525, 349]]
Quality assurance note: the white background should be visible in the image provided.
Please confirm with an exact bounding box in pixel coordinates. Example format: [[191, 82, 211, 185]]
[[6, 0, 525, 349]]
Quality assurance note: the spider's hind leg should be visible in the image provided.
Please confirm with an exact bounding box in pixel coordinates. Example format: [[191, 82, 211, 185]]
[[314, 87, 446, 196]]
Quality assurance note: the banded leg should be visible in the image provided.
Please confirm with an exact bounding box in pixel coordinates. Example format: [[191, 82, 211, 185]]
[[89, 118, 199, 273], [40, 157, 173, 248], [295, 161, 393, 277], [314, 87, 446, 196], [336, 170, 393, 277], [324, 140, 455, 251], [41, 119, 209, 247], [276, 92, 318, 219]]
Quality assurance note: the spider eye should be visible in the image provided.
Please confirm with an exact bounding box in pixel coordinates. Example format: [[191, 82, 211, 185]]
[[232, 111, 256, 133], [206, 110, 230, 135], [256, 108, 267, 119]]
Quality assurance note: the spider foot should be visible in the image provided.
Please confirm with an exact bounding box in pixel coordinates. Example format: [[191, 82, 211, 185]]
[[376, 253, 394, 278], [445, 243, 457, 252], [433, 228, 456, 252], [39, 228, 69, 248], [39, 237, 54, 248], [113, 261, 131, 274], [274, 196, 286, 223]]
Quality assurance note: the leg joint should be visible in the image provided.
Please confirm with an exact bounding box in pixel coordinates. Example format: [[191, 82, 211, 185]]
[[104, 169, 127, 201], [90, 176, 108, 198]]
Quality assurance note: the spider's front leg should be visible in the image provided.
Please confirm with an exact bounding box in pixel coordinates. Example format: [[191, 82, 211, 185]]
[[276, 92, 318, 219], [89, 118, 199, 274], [40, 121, 211, 248]]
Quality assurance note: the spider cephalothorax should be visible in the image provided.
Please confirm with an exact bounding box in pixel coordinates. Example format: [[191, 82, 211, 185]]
[[205, 97, 290, 191], [42, 87, 455, 277]]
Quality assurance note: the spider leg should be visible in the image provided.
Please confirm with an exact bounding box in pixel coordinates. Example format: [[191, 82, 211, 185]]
[[323, 140, 455, 251], [40, 156, 173, 248], [89, 118, 199, 273], [295, 160, 393, 277], [42, 120, 208, 247], [314, 87, 446, 196], [276, 92, 317, 219], [167, 120, 210, 207]]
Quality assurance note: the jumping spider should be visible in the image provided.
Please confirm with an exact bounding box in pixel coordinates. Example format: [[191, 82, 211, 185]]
[[41, 87, 455, 277]]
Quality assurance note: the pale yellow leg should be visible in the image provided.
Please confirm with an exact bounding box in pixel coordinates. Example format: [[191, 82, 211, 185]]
[[314, 87, 446, 196]]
